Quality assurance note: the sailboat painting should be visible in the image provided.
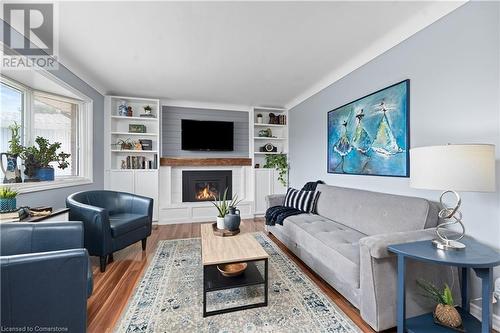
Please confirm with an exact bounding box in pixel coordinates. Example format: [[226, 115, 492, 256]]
[[327, 80, 409, 177]]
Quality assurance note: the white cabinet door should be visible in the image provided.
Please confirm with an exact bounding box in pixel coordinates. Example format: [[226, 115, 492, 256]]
[[254, 169, 272, 215], [109, 170, 134, 193], [134, 170, 159, 220]]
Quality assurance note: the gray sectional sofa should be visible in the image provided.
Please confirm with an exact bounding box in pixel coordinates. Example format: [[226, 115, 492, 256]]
[[265, 184, 459, 332]]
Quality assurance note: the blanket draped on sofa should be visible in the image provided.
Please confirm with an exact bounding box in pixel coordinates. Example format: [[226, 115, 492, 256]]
[[265, 180, 323, 226]]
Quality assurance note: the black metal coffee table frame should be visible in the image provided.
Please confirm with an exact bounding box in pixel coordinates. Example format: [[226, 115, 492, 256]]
[[202, 258, 268, 317]]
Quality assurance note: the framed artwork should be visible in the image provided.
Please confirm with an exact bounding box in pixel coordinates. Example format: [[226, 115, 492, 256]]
[[327, 80, 410, 177]]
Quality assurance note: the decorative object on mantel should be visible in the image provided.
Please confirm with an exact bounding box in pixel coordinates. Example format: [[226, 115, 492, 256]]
[[129, 124, 146, 133], [256, 113, 263, 123], [258, 128, 272, 137], [217, 262, 247, 277], [264, 153, 288, 187], [0, 187, 18, 212], [260, 143, 277, 152], [211, 222, 240, 237], [1, 122, 23, 183], [328, 80, 409, 177], [416, 279, 464, 331], [410, 144, 495, 250], [118, 100, 128, 116], [20, 136, 71, 182]]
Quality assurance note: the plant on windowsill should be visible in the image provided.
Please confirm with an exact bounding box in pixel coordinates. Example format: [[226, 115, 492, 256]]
[[0, 187, 18, 212], [416, 279, 462, 329], [21, 137, 70, 182], [1, 122, 23, 183], [264, 153, 288, 187]]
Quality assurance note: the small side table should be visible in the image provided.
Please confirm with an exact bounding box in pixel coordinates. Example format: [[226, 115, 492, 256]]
[[388, 237, 500, 333]]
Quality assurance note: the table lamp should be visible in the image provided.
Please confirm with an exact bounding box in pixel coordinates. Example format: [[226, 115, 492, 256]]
[[410, 144, 495, 250]]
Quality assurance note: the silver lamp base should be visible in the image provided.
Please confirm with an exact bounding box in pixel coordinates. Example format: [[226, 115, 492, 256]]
[[432, 239, 466, 250], [433, 190, 467, 251]]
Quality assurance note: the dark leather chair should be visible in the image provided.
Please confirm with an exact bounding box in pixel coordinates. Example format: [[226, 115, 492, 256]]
[[1, 221, 92, 332], [66, 190, 153, 272]]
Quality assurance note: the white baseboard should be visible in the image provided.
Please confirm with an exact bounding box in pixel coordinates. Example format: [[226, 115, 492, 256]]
[[469, 302, 500, 331]]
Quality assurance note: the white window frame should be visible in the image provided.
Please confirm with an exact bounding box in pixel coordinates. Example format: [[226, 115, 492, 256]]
[[1, 73, 93, 194]]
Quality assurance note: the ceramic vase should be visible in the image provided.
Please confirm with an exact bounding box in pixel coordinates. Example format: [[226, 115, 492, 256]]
[[224, 207, 241, 231], [216, 216, 225, 230], [1, 153, 22, 183], [36, 167, 55, 181]]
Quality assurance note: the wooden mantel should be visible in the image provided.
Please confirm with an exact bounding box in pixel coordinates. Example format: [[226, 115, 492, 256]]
[[160, 157, 252, 167]]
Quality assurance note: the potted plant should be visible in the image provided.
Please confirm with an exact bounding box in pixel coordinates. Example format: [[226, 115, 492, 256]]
[[116, 138, 133, 150], [417, 279, 462, 329], [211, 188, 230, 229], [0, 187, 18, 212], [256, 113, 263, 123], [1, 122, 23, 183], [21, 137, 70, 182], [264, 153, 289, 187], [143, 105, 152, 115]]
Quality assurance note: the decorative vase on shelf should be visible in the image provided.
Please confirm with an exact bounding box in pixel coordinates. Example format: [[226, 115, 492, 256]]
[[257, 115, 263, 123], [216, 216, 225, 230], [224, 206, 241, 231], [118, 100, 128, 116]]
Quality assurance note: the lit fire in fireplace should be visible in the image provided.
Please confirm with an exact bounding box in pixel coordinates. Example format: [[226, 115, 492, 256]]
[[196, 184, 218, 201]]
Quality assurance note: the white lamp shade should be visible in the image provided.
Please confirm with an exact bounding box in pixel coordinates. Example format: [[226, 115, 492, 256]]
[[410, 144, 496, 192]]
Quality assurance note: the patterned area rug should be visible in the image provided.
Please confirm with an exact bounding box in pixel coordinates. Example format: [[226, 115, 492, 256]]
[[116, 233, 362, 332]]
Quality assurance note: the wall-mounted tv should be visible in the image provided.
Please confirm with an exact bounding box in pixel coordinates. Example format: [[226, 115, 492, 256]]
[[181, 119, 234, 151]]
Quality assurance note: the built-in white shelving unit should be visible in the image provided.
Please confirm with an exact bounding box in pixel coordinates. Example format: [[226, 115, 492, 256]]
[[104, 95, 161, 220], [251, 106, 288, 215]]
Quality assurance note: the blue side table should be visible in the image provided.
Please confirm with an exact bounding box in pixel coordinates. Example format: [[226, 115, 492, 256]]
[[388, 237, 500, 333]]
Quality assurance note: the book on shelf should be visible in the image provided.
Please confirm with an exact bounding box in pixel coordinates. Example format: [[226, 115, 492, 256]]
[[122, 155, 157, 169]]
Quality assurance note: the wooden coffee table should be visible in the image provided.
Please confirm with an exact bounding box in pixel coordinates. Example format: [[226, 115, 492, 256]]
[[200, 223, 269, 317]]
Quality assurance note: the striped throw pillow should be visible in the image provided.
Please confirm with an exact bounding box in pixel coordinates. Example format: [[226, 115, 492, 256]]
[[283, 188, 316, 212]]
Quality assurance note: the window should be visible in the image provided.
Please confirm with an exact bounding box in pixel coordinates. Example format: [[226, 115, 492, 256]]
[[0, 82, 24, 154], [0, 75, 92, 192]]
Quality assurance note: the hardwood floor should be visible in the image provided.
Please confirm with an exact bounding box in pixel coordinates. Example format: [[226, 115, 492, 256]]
[[87, 219, 386, 332]]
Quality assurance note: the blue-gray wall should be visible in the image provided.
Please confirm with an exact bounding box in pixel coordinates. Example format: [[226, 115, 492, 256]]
[[16, 65, 104, 208], [162, 106, 249, 157], [288, 1, 500, 313]]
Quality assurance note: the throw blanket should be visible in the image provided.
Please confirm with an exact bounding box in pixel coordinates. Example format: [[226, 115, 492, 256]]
[[265, 180, 324, 226]]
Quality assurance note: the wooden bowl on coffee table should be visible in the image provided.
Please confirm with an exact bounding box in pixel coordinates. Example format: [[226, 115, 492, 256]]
[[217, 262, 247, 277]]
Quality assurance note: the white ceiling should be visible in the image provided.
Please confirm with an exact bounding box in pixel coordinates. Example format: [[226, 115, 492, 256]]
[[57, 1, 464, 108]]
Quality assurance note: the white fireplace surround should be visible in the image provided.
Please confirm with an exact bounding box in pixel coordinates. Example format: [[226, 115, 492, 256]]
[[159, 165, 253, 224]]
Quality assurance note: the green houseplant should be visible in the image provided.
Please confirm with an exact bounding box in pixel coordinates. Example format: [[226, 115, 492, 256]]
[[264, 153, 288, 187], [21, 136, 70, 182], [416, 279, 462, 328], [0, 187, 18, 212], [0, 122, 23, 183]]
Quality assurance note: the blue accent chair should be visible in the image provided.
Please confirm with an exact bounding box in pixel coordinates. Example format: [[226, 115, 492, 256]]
[[66, 190, 153, 272], [1, 221, 92, 332]]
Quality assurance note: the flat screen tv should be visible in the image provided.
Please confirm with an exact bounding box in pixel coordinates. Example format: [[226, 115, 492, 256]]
[[181, 119, 234, 151]]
